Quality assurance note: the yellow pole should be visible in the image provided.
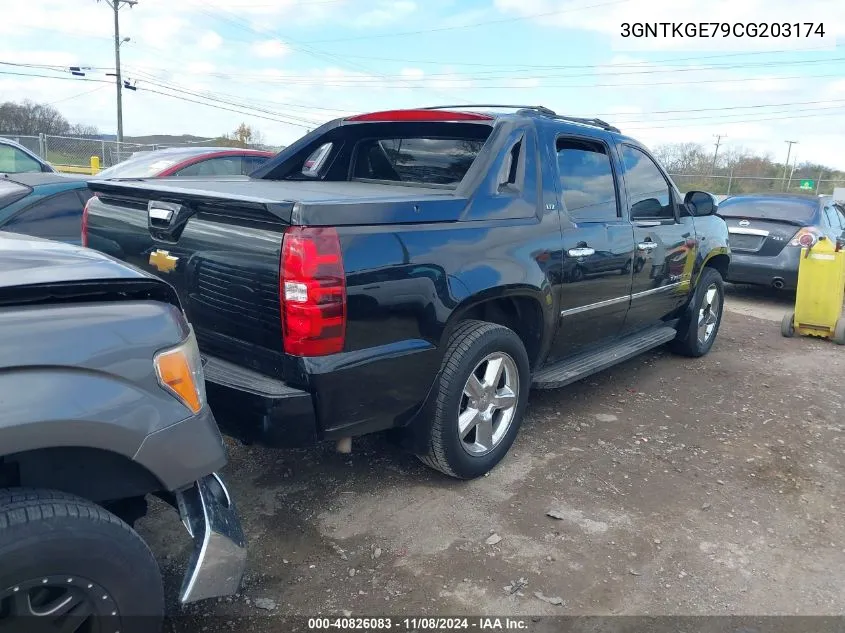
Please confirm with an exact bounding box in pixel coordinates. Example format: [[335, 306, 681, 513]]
[[90, 155, 101, 174]]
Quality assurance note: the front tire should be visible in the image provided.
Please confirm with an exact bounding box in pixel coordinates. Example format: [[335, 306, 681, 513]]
[[418, 320, 530, 479], [671, 267, 725, 357], [0, 489, 164, 633]]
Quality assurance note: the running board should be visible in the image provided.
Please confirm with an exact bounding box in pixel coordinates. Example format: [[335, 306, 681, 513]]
[[531, 326, 677, 389]]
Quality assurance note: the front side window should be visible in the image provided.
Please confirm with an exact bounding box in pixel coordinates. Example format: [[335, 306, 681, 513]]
[[621, 145, 674, 221], [556, 138, 618, 221]]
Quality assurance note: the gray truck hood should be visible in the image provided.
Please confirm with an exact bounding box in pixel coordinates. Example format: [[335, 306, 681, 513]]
[[0, 231, 151, 289]]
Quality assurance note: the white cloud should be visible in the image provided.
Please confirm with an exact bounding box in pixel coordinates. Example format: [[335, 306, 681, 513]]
[[197, 31, 223, 51], [353, 1, 418, 28], [251, 40, 290, 59]]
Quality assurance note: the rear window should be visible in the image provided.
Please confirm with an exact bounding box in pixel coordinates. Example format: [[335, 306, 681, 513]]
[[352, 137, 486, 187], [0, 179, 32, 210], [718, 198, 819, 224]]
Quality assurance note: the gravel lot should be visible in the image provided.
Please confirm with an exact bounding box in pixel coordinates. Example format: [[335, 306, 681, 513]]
[[140, 284, 845, 629]]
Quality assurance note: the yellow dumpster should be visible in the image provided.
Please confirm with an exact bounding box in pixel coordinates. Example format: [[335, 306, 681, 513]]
[[781, 235, 845, 344]]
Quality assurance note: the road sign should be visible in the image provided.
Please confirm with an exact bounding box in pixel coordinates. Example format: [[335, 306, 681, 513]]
[[799, 179, 814, 190]]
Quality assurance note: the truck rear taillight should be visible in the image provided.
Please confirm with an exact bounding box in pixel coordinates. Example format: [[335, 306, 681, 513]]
[[280, 226, 346, 356], [81, 196, 95, 247]]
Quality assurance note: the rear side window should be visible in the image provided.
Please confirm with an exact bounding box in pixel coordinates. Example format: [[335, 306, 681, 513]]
[[556, 138, 618, 221], [352, 137, 485, 187]]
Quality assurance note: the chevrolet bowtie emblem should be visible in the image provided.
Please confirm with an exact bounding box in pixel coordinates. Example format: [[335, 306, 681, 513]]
[[149, 249, 178, 273]]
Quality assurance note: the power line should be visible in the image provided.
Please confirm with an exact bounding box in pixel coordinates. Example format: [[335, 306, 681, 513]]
[[108, 55, 845, 83], [625, 109, 845, 130], [302, 0, 633, 43], [128, 70, 323, 123], [329, 46, 840, 68], [48, 84, 110, 105], [598, 98, 845, 117], [0, 69, 111, 83], [615, 104, 845, 124], [138, 86, 316, 128]]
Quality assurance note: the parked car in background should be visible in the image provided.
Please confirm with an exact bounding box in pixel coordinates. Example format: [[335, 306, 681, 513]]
[[0, 172, 92, 244], [85, 105, 730, 481], [0, 232, 245, 631], [721, 193, 845, 291], [0, 137, 55, 174], [95, 146, 275, 179]]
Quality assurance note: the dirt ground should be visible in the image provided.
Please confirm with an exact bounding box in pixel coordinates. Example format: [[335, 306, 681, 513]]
[[138, 284, 845, 629]]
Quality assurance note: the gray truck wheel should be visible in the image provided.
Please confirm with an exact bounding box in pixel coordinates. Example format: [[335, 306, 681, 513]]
[[0, 488, 164, 633], [418, 320, 530, 479], [671, 267, 725, 358]]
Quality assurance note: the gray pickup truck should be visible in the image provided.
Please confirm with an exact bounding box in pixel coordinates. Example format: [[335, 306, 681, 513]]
[[0, 232, 246, 631]]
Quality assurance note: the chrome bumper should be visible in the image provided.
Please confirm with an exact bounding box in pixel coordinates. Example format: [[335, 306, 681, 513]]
[[175, 473, 247, 603]]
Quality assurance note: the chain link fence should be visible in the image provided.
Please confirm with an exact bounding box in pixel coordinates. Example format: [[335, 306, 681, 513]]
[[669, 173, 844, 197], [3, 133, 842, 193], [1, 132, 282, 174]]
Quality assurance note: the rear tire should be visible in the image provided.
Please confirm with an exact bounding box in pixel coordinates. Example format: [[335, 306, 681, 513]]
[[418, 320, 530, 480], [0, 489, 164, 633], [832, 317, 845, 345], [781, 312, 796, 338], [671, 267, 725, 358]]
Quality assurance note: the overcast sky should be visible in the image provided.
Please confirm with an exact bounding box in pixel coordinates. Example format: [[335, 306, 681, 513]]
[[1, 0, 843, 169]]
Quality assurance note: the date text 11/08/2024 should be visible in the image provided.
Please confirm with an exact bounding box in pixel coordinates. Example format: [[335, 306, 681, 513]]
[[307, 617, 531, 630], [620, 22, 826, 38]]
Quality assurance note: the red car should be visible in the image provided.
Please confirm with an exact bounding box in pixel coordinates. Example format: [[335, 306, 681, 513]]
[[95, 147, 275, 179]]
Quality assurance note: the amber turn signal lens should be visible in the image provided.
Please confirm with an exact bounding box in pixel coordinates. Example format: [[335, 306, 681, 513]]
[[153, 330, 205, 414]]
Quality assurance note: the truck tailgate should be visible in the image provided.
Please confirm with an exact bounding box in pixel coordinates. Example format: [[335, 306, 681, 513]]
[[85, 182, 290, 378], [85, 178, 466, 380]]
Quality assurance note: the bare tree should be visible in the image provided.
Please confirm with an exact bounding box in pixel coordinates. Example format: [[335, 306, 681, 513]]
[[0, 100, 71, 135]]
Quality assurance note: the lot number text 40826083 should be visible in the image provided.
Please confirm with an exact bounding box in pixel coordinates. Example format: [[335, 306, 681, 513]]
[[308, 617, 530, 630]]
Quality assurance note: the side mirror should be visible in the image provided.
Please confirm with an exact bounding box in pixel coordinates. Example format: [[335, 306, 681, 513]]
[[684, 190, 717, 217]]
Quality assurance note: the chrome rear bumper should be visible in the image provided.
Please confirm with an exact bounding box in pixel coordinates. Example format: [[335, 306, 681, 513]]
[[175, 473, 247, 603]]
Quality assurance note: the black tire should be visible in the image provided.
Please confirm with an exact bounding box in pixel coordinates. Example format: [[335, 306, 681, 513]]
[[781, 311, 796, 338], [418, 320, 530, 479], [832, 317, 845, 345], [671, 267, 725, 358], [0, 488, 163, 633]]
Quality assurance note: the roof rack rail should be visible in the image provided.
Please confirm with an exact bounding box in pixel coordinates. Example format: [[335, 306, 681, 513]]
[[420, 105, 620, 133], [551, 115, 620, 134]]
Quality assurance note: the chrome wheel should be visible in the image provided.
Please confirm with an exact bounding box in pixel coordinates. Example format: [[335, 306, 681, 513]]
[[697, 283, 721, 346], [458, 352, 519, 456], [0, 575, 118, 632]]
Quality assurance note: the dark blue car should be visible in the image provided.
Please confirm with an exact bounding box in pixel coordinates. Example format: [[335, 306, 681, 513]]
[[0, 173, 91, 245]]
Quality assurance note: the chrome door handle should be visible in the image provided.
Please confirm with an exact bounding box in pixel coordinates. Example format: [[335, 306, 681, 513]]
[[567, 247, 595, 257], [637, 242, 658, 251]]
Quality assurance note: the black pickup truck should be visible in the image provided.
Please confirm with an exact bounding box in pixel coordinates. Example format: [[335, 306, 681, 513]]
[[85, 106, 730, 479]]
